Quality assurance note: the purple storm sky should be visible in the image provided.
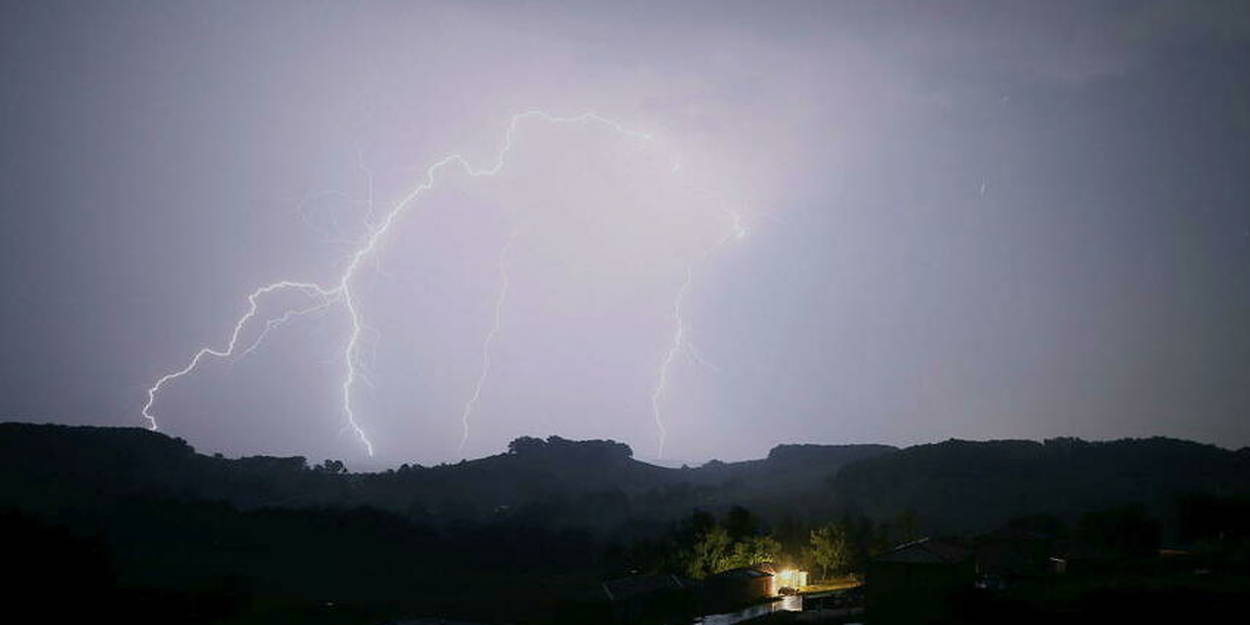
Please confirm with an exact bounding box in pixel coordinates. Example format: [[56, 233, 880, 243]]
[[1, 1, 1248, 466]]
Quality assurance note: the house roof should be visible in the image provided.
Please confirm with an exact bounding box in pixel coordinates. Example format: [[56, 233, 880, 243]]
[[708, 566, 773, 580], [392, 620, 490, 625], [874, 537, 971, 564], [601, 574, 686, 601]]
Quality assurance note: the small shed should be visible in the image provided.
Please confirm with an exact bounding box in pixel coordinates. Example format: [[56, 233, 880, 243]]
[[773, 568, 809, 590]]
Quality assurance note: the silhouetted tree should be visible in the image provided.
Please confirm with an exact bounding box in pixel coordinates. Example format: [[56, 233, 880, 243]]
[[508, 436, 546, 455], [686, 525, 732, 578], [895, 508, 920, 543], [1008, 513, 1069, 538], [315, 458, 347, 474], [1077, 503, 1161, 559], [725, 505, 757, 541], [729, 534, 782, 568]]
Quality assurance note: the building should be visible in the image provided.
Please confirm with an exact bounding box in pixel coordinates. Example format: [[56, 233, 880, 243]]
[[866, 537, 974, 623], [597, 573, 695, 624], [390, 620, 491, 625], [773, 567, 809, 591], [973, 527, 1053, 582], [702, 566, 775, 612]]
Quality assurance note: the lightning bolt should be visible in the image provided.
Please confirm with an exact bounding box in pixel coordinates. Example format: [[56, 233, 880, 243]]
[[141, 111, 656, 457], [649, 210, 747, 458], [458, 230, 518, 455], [684, 338, 721, 374], [238, 295, 341, 359], [140, 281, 336, 429], [650, 265, 691, 459]]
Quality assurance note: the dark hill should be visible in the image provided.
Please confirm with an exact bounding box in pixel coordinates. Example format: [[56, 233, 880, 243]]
[[7, 423, 1246, 536], [4, 423, 1249, 623], [6, 423, 1246, 537], [830, 436, 1250, 533], [0, 423, 893, 528]]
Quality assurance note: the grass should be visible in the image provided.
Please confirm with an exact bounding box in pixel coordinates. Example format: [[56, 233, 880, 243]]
[[800, 576, 862, 593]]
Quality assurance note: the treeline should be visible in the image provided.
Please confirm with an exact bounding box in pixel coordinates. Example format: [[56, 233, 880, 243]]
[[0, 424, 891, 530], [607, 505, 924, 582], [831, 436, 1250, 536], [5, 423, 1250, 623], [5, 424, 1248, 542]]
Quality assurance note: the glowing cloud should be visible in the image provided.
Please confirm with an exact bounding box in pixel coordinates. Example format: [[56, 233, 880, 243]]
[[142, 111, 742, 457]]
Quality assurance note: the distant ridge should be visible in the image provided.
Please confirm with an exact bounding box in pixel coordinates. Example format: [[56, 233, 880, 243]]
[[3, 422, 1246, 534], [0, 423, 893, 526], [830, 436, 1250, 532]]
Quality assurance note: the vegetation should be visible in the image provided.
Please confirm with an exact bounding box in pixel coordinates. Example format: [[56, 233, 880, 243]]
[[806, 523, 850, 581], [3, 423, 1249, 623], [831, 436, 1250, 533], [672, 507, 786, 578]]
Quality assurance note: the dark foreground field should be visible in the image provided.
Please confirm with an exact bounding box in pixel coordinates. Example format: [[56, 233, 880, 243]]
[[3, 423, 1249, 624]]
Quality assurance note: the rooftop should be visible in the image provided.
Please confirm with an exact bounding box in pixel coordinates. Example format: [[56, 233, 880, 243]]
[[708, 566, 774, 580], [874, 537, 971, 564], [601, 574, 687, 601]]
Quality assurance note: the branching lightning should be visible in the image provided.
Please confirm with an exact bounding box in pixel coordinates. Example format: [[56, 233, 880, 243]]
[[143, 110, 750, 459], [684, 339, 721, 374], [142, 111, 659, 457], [141, 281, 336, 429]]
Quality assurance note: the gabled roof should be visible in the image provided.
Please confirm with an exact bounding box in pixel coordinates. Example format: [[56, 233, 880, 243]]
[[392, 619, 490, 625], [874, 537, 971, 564], [708, 566, 773, 580], [601, 574, 686, 601]]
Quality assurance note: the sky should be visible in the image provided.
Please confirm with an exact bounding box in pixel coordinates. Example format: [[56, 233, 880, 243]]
[[1, 0, 1248, 466]]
